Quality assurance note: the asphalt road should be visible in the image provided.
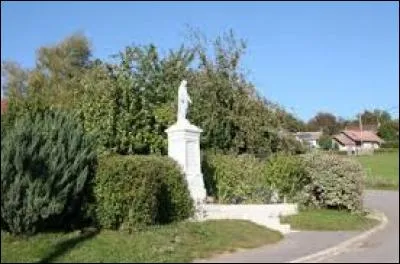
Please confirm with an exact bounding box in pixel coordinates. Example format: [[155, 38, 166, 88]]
[[194, 190, 399, 263], [320, 190, 399, 263]]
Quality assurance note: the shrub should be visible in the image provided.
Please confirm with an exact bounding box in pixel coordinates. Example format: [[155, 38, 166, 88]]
[[298, 152, 365, 211], [317, 135, 333, 150], [202, 152, 273, 204], [374, 148, 399, 153], [374, 148, 399, 154], [333, 150, 350, 156], [1, 110, 97, 235], [94, 155, 193, 232], [264, 154, 309, 202], [381, 140, 399, 149]]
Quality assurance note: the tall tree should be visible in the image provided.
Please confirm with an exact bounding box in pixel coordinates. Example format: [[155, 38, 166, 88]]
[[1, 61, 29, 98], [307, 112, 339, 135], [29, 32, 92, 109]]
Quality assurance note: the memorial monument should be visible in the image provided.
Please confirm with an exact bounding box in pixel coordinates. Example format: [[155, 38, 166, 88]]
[[165, 80, 207, 207]]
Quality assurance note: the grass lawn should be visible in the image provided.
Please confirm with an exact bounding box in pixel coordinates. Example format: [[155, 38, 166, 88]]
[[355, 151, 399, 190], [280, 209, 379, 231], [1, 220, 282, 263]]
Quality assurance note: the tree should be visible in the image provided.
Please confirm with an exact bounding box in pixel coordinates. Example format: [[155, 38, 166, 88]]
[[29, 32, 92, 109], [1, 61, 29, 98], [307, 112, 339, 135], [378, 120, 398, 141], [78, 43, 194, 155], [361, 109, 391, 125], [5, 30, 308, 156]]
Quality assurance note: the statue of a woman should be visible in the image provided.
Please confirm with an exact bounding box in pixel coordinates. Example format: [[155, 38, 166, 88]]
[[177, 80, 191, 123]]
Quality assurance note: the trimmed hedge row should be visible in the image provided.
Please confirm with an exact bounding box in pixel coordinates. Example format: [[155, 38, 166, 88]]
[[381, 141, 399, 149], [203, 152, 366, 212], [374, 148, 399, 153], [202, 152, 273, 204], [264, 154, 309, 202], [94, 155, 194, 232]]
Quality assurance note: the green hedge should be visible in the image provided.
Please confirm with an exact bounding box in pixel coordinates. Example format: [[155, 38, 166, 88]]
[[298, 152, 365, 212], [381, 140, 399, 149], [334, 150, 350, 156], [1, 110, 97, 235], [202, 152, 273, 204], [94, 155, 193, 232], [264, 154, 309, 202], [374, 148, 399, 153]]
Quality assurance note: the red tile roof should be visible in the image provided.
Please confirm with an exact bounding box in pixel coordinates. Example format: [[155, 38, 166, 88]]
[[333, 133, 356, 146], [342, 130, 384, 143], [344, 124, 378, 133], [1, 99, 7, 114]]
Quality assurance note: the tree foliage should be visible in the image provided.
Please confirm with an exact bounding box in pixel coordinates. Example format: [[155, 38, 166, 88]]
[[2, 30, 309, 156], [306, 112, 339, 135], [378, 120, 398, 142]]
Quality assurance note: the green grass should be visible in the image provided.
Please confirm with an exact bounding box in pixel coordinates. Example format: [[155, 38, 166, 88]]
[[355, 151, 399, 190], [280, 209, 379, 231], [1, 220, 282, 263]]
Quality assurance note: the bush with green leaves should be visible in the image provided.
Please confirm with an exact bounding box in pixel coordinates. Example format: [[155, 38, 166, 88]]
[[297, 152, 365, 211], [318, 135, 333, 150], [381, 140, 399, 149], [4, 31, 309, 157], [94, 155, 193, 232], [1, 110, 97, 235], [263, 154, 309, 202], [202, 152, 273, 204], [374, 147, 399, 153], [378, 121, 398, 142], [333, 150, 350, 156]]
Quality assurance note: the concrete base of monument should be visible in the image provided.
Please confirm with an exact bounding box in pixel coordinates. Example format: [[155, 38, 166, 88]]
[[192, 203, 298, 234]]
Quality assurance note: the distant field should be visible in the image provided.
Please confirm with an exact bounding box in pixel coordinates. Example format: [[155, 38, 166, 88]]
[[355, 151, 399, 190]]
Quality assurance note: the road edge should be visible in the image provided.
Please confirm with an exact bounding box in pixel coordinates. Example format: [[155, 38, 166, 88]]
[[286, 210, 388, 263]]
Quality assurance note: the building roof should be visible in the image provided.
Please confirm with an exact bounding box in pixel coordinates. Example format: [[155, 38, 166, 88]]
[[1, 99, 7, 114], [295, 131, 322, 141], [342, 130, 384, 143], [344, 124, 378, 133], [333, 133, 356, 146]]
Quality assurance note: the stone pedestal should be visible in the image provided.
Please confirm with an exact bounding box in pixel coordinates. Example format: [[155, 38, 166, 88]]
[[165, 120, 207, 204]]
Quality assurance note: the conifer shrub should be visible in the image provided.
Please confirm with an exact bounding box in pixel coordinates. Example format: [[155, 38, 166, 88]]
[[1, 110, 97, 235]]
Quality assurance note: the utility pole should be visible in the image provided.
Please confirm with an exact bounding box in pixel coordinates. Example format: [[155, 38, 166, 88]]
[[376, 109, 381, 129], [359, 111, 363, 155]]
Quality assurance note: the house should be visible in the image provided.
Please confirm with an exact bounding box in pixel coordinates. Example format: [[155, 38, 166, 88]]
[[332, 130, 384, 152], [294, 131, 323, 148], [1, 99, 7, 114]]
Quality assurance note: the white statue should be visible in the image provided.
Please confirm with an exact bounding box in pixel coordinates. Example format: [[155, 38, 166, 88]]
[[177, 80, 192, 123]]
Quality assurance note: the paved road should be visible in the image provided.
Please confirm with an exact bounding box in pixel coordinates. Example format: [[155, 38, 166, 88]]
[[320, 190, 399, 263], [194, 190, 399, 263]]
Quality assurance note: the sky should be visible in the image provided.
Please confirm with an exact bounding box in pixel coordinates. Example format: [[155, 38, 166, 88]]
[[1, 1, 399, 121]]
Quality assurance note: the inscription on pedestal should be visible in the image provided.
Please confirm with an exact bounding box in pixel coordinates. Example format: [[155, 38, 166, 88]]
[[186, 141, 197, 173]]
